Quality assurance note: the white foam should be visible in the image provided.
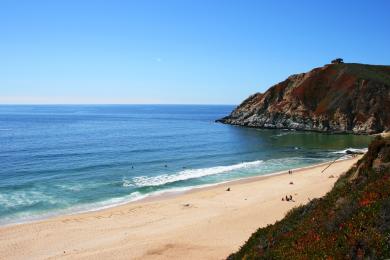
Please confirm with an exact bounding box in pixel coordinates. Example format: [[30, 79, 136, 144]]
[[0, 157, 341, 226], [79, 192, 147, 212], [55, 182, 105, 192], [122, 178, 133, 187], [0, 190, 55, 208], [332, 147, 368, 154], [0, 191, 148, 226], [275, 132, 289, 137], [128, 160, 264, 187]]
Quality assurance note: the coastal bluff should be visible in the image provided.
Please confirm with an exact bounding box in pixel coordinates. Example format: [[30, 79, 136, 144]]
[[218, 62, 390, 134], [228, 135, 390, 259]]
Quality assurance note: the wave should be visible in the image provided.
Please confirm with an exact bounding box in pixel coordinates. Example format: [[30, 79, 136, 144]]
[[0, 191, 148, 226], [273, 132, 289, 137], [0, 157, 338, 226], [0, 190, 56, 209], [331, 148, 368, 154], [125, 160, 264, 187]]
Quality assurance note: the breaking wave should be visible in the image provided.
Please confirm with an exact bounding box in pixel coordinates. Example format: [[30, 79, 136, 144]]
[[331, 148, 368, 154], [126, 160, 264, 187]]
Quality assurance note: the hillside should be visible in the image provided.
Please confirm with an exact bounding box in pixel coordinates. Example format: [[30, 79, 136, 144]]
[[218, 63, 390, 134], [228, 136, 390, 259]]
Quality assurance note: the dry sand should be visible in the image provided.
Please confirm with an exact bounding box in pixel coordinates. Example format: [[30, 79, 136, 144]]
[[0, 156, 361, 260]]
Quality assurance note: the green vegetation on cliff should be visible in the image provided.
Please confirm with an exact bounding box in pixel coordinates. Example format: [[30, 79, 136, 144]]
[[219, 63, 390, 134], [228, 136, 390, 259]]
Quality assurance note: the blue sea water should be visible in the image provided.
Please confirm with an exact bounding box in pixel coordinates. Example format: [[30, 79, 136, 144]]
[[0, 105, 372, 225]]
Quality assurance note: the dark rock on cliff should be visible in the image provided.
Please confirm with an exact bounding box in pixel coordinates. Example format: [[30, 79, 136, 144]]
[[218, 63, 390, 134]]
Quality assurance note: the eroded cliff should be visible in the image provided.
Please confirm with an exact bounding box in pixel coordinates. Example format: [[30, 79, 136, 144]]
[[218, 63, 390, 134]]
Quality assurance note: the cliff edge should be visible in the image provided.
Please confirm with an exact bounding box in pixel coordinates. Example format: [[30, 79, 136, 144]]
[[218, 63, 390, 134], [228, 135, 390, 259]]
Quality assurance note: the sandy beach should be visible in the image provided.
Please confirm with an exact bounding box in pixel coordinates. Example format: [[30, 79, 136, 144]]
[[0, 156, 361, 260]]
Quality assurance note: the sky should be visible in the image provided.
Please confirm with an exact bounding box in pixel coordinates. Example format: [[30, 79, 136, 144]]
[[1, 0, 390, 105]]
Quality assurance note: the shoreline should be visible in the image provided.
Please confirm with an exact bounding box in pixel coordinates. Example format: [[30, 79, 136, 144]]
[[0, 156, 356, 228], [215, 122, 381, 135], [0, 156, 358, 228], [142, 155, 356, 202], [0, 155, 361, 259]]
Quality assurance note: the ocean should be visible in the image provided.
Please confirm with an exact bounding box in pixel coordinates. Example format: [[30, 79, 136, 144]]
[[0, 105, 372, 225]]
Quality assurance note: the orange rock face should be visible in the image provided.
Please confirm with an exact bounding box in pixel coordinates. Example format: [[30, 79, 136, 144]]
[[218, 63, 390, 134]]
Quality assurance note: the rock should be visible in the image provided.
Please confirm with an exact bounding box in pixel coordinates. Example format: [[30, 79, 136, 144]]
[[217, 63, 390, 135], [346, 150, 364, 155]]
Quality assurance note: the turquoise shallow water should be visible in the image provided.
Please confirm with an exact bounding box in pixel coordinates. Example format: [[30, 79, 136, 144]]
[[0, 105, 372, 225]]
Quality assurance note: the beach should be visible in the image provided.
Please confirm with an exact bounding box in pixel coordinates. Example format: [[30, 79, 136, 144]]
[[0, 156, 361, 260]]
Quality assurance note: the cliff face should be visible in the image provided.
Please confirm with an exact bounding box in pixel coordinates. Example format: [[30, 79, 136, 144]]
[[228, 136, 390, 259], [218, 63, 390, 134]]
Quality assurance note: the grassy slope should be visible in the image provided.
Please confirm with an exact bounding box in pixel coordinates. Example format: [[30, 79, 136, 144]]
[[228, 136, 390, 259], [221, 63, 390, 134], [339, 63, 390, 86]]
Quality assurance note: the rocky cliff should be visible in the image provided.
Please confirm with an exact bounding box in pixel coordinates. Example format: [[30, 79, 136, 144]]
[[218, 63, 390, 134]]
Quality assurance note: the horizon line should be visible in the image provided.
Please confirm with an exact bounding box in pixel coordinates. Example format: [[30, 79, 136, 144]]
[[0, 103, 238, 106]]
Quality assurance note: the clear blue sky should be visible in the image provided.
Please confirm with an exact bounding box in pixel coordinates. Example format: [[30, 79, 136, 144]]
[[1, 0, 389, 104]]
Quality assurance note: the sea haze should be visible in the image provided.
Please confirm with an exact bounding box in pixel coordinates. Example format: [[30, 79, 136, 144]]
[[0, 105, 372, 225]]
